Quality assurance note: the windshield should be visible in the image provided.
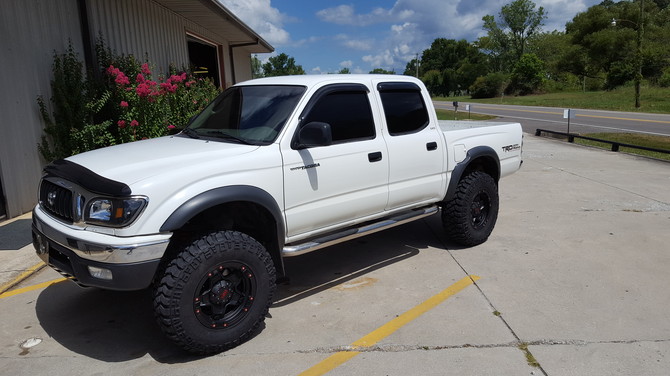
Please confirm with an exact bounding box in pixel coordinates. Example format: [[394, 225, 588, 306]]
[[184, 85, 306, 145]]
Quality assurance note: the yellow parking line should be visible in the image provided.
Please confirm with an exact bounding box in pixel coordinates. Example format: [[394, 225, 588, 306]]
[[0, 277, 67, 299], [0, 262, 45, 295], [299, 275, 481, 376]]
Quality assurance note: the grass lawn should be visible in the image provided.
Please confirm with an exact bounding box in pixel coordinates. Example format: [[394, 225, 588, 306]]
[[434, 85, 670, 114], [435, 109, 495, 121], [574, 133, 670, 161]]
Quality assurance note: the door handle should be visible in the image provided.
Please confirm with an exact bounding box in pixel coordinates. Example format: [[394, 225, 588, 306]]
[[426, 142, 438, 151], [368, 151, 383, 162]]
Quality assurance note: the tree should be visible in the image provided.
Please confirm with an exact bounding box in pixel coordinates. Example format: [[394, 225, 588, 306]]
[[420, 38, 471, 74], [482, 0, 547, 71], [530, 31, 582, 90], [370, 68, 395, 74], [564, 0, 668, 90], [338, 67, 351, 74], [422, 70, 443, 96], [509, 53, 546, 95], [251, 55, 263, 78], [262, 53, 305, 76], [418, 38, 488, 95], [403, 58, 420, 77]]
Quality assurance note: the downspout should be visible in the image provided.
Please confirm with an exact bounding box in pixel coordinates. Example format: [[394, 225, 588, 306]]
[[77, 0, 95, 74], [229, 39, 259, 84]]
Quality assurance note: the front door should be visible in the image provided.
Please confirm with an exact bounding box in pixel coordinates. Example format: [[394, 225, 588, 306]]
[[282, 84, 389, 239]]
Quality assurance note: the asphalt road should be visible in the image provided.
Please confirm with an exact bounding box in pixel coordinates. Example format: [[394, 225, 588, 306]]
[[434, 101, 670, 136]]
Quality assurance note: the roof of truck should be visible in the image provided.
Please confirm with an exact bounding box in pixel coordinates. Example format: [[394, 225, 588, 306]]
[[235, 74, 422, 88]]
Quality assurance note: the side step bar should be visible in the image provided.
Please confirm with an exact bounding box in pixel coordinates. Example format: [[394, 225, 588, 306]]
[[282, 206, 438, 257]]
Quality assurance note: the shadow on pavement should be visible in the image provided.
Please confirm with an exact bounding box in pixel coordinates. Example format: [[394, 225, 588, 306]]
[[274, 215, 463, 306], [34, 214, 462, 363], [35, 282, 205, 363]]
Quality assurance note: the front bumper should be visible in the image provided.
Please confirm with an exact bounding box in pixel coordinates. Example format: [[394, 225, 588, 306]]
[[32, 208, 171, 290]]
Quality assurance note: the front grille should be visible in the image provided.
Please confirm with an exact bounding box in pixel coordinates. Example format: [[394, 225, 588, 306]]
[[40, 180, 74, 222]]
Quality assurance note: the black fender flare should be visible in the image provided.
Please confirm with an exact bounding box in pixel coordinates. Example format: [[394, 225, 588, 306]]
[[160, 185, 285, 243], [444, 146, 500, 202], [160, 185, 286, 276]]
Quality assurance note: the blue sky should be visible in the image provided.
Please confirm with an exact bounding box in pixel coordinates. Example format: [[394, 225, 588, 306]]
[[219, 0, 603, 75]]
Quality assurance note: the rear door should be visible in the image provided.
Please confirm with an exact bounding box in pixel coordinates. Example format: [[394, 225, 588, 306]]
[[281, 83, 389, 239], [374, 81, 445, 210]]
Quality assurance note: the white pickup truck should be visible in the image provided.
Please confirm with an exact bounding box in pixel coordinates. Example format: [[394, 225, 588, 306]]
[[32, 74, 522, 354]]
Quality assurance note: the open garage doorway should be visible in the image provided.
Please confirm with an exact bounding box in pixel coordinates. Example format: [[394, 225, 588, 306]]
[[0, 178, 6, 220], [187, 35, 221, 88]]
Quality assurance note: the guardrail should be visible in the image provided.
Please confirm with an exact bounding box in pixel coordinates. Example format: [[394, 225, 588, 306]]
[[535, 129, 670, 155]]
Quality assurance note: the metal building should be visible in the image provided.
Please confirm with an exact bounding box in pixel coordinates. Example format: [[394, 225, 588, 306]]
[[0, 0, 273, 220]]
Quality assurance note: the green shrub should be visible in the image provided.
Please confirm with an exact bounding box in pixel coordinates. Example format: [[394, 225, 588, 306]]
[[38, 42, 103, 161], [38, 41, 220, 162], [659, 67, 670, 88], [469, 72, 510, 99], [509, 53, 545, 95]]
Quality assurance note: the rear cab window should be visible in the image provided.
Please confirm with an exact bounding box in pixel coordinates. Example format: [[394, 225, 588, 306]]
[[377, 82, 429, 136]]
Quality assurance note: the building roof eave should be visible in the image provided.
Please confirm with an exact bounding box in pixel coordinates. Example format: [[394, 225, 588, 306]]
[[153, 0, 274, 53]]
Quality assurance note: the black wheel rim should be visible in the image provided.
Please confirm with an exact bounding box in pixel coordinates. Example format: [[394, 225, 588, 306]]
[[471, 190, 491, 230], [193, 262, 257, 329]]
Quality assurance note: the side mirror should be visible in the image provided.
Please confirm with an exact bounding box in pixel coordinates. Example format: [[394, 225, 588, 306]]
[[294, 122, 332, 149]]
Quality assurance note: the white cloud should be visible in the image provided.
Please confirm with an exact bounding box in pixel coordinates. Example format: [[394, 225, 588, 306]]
[[362, 50, 395, 69], [218, 0, 292, 46], [339, 60, 353, 68], [222, 0, 604, 73], [343, 39, 374, 51], [318, 0, 601, 70], [316, 5, 398, 26]]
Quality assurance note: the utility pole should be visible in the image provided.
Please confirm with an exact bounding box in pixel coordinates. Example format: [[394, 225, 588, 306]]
[[414, 52, 419, 78], [611, 0, 644, 109], [634, 0, 644, 109], [415, 53, 419, 78]]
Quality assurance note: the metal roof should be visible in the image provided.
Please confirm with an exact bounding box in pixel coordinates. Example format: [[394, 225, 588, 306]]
[[154, 0, 273, 53]]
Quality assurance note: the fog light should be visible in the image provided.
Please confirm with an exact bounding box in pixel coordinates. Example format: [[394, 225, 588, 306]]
[[88, 266, 113, 280]]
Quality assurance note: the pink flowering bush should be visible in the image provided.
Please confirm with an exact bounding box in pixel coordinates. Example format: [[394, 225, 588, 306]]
[[38, 42, 220, 160], [105, 60, 219, 142]]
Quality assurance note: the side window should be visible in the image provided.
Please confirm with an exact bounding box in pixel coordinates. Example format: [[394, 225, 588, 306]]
[[378, 83, 429, 136], [301, 88, 375, 144]]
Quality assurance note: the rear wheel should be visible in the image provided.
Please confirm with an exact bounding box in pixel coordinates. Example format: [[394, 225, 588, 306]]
[[153, 230, 276, 354], [442, 171, 499, 246]]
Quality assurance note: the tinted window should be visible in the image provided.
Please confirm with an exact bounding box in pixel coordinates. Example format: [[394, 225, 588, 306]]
[[379, 87, 429, 136], [302, 90, 375, 144]]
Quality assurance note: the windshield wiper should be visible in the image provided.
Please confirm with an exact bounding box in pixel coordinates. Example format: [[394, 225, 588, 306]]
[[181, 127, 200, 139], [204, 130, 254, 145]]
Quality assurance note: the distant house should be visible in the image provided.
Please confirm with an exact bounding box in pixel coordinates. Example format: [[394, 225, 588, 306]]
[[0, 0, 273, 220]]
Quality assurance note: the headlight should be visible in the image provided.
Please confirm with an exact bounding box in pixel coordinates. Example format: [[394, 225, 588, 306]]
[[85, 197, 147, 227]]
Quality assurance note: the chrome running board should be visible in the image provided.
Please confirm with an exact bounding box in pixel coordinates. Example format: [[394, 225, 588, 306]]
[[282, 206, 438, 257]]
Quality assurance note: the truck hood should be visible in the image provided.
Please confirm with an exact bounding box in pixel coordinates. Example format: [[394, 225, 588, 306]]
[[66, 136, 259, 186]]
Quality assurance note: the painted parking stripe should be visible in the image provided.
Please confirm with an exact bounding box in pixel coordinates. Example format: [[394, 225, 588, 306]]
[[0, 262, 46, 295], [0, 278, 67, 299], [299, 275, 481, 376]]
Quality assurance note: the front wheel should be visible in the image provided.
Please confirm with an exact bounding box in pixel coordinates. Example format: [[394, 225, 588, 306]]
[[153, 230, 276, 354], [442, 171, 499, 246]]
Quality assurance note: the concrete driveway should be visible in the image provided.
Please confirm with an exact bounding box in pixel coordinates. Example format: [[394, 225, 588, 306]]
[[0, 135, 669, 375]]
